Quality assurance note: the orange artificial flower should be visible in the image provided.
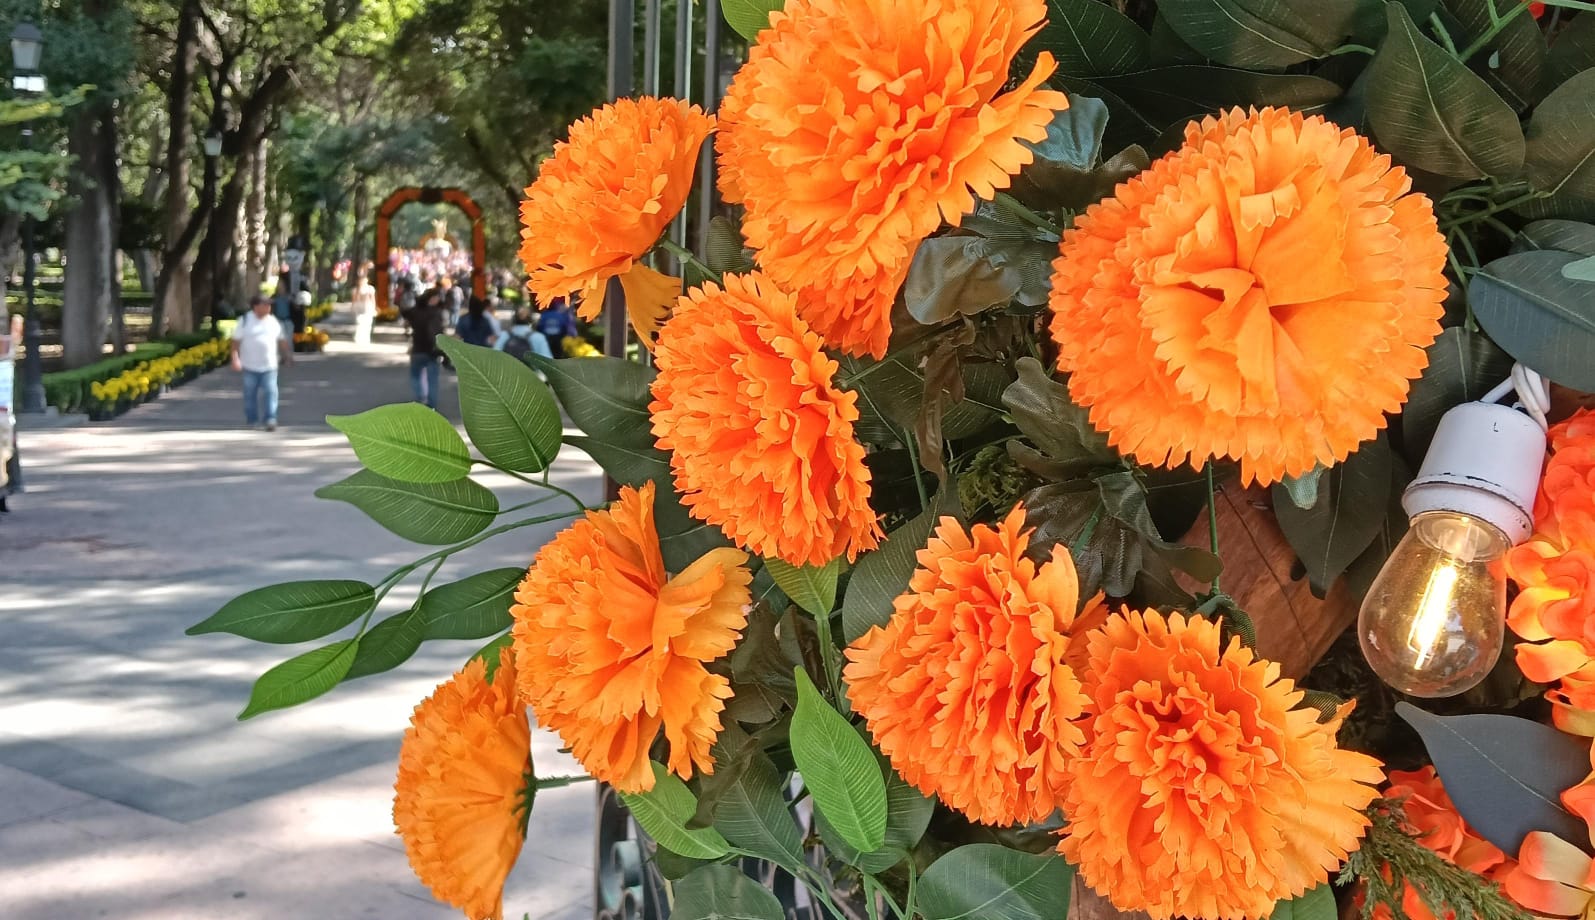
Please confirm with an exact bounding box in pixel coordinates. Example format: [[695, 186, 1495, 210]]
[[843, 506, 1102, 826], [716, 0, 1068, 357], [394, 648, 530, 920], [517, 97, 714, 341], [649, 273, 881, 567], [1060, 609, 1384, 920], [1537, 409, 1595, 550], [1502, 832, 1595, 919], [510, 482, 752, 792], [1506, 541, 1595, 684], [1048, 107, 1447, 486], [1363, 766, 1515, 920]]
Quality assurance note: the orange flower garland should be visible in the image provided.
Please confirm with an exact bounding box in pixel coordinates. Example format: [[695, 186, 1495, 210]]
[[843, 506, 1101, 826], [716, 0, 1068, 357], [649, 273, 881, 567], [1048, 107, 1447, 486], [394, 648, 530, 920], [1060, 609, 1384, 920], [517, 97, 714, 341], [510, 483, 752, 792], [1367, 767, 1513, 920]]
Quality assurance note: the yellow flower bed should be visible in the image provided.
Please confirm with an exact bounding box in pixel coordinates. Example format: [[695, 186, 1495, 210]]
[[88, 337, 230, 416], [561, 335, 599, 358], [305, 301, 334, 323]]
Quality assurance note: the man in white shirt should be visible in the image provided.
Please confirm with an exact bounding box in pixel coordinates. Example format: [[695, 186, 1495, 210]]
[[230, 294, 292, 431]]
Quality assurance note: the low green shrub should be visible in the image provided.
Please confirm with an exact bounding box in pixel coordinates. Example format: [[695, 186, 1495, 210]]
[[40, 329, 224, 413]]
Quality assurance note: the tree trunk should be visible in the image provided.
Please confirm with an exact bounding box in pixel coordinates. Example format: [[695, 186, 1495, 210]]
[[242, 137, 268, 303], [350, 180, 370, 271], [60, 94, 121, 369], [151, 0, 201, 336]]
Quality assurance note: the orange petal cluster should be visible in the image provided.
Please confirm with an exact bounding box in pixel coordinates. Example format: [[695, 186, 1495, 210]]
[[1059, 609, 1384, 920], [1367, 766, 1513, 920], [1048, 107, 1447, 486], [843, 506, 1102, 826], [1502, 831, 1595, 919], [394, 648, 530, 920], [517, 97, 713, 324], [649, 273, 881, 567], [510, 483, 752, 792], [716, 0, 1068, 357], [1506, 410, 1595, 733]]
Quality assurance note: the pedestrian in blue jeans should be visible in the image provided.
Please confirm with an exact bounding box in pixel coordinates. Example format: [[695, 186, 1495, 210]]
[[402, 288, 448, 409], [230, 294, 292, 430]]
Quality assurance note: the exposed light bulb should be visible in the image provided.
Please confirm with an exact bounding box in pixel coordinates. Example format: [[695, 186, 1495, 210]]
[[1356, 397, 1546, 698], [1358, 510, 1508, 697]]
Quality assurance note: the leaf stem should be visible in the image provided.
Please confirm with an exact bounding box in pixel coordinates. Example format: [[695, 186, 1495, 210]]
[[476, 458, 590, 513], [993, 191, 1061, 236], [1205, 462, 1222, 593], [902, 426, 931, 513], [1428, 13, 1461, 56], [1458, 0, 1531, 60], [1329, 42, 1376, 55], [499, 492, 565, 515], [656, 237, 721, 283], [811, 606, 845, 707]]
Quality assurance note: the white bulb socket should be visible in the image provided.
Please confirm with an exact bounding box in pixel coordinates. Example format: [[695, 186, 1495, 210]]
[[1402, 402, 1546, 545]]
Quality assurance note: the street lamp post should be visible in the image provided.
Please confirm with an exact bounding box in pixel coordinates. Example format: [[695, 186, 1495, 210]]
[[11, 22, 45, 415], [203, 130, 223, 326]]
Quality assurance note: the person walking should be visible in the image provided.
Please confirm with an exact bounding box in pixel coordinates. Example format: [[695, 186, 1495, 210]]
[[535, 295, 579, 354], [351, 266, 377, 345], [455, 295, 502, 348], [438, 275, 465, 328], [403, 287, 448, 410], [496, 306, 554, 362], [230, 294, 292, 431]]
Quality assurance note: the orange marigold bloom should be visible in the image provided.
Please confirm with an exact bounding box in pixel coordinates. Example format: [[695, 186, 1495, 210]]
[[1048, 107, 1447, 486], [843, 506, 1102, 826], [716, 0, 1068, 357], [510, 482, 752, 793], [1060, 609, 1384, 920], [394, 648, 530, 920], [517, 97, 714, 338], [649, 273, 881, 566]]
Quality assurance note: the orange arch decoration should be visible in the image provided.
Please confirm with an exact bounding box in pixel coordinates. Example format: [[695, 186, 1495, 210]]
[[373, 187, 489, 315]]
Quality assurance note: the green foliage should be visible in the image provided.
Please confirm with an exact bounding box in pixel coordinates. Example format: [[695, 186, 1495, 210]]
[[238, 640, 359, 720], [1470, 249, 1595, 391], [764, 558, 841, 617], [791, 668, 887, 853], [438, 339, 563, 474], [1274, 434, 1395, 597], [917, 844, 1074, 920], [418, 569, 523, 640], [618, 763, 732, 860], [315, 471, 499, 545], [344, 610, 425, 680], [722, 0, 785, 40], [1269, 885, 1338, 920], [327, 405, 473, 484], [188, 580, 375, 645], [671, 865, 786, 920], [1343, 802, 1530, 920], [39, 331, 221, 413]]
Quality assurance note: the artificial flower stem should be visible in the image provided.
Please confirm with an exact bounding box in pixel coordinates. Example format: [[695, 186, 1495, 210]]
[[1206, 463, 1222, 593], [902, 427, 932, 512], [1428, 13, 1461, 55], [371, 510, 586, 611], [1458, 0, 1530, 60], [475, 459, 590, 514], [655, 237, 720, 283], [1544, 0, 1595, 11], [812, 608, 845, 707], [498, 492, 566, 516]]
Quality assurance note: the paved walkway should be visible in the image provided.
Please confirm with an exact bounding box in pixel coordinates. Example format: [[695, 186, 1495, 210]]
[[1, 318, 603, 919]]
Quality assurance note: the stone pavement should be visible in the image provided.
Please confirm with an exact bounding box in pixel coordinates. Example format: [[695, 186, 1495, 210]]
[[0, 322, 603, 919]]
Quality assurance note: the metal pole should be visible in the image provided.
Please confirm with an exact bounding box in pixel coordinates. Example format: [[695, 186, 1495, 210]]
[[642, 0, 660, 97], [18, 126, 45, 415], [695, 0, 724, 255], [668, 0, 694, 259], [604, 0, 635, 365]]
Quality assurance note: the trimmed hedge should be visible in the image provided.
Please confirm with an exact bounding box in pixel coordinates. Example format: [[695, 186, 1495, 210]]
[[42, 329, 224, 413]]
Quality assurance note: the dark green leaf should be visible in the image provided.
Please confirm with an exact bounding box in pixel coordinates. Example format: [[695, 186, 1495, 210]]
[[764, 557, 840, 616], [1158, 0, 1357, 68], [1033, 0, 1149, 76], [1090, 66, 1342, 130], [1471, 250, 1595, 390], [189, 580, 374, 644], [1515, 219, 1595, 256], [1548, 14, 1595, 86], [722, 0, 783, 42], [704, 216, 756, 274], [1273, 434, 1394, 596], [654, 485, 735, 573], [1270, 884, 1338, 920], [709, 751, 804, 873], [418, 568, 524, 640], [437, 338, 562, 473], [567, 434, 670, 487], [327, 404, 472, 483], [791, 668, 887, 853], [816, 761, 935, 873], [1525, 69, 1595, 199], [345, 610, 424, 680], [1365, 4, 1525, 180], [904, 237, 1020, 325], [1444, 0, 1547, 112], [1567, 254, 1595, 282], [1002, 357, 1116, 476], [1397, 702, 1589, 855], [472, 633, 513, 679], [315, 470, 498, 545], [842, 353, 1003, 446], [670, 865, 785, 920], [1008, 97, 1148, 211], [618, 763, 732, 859], [842, 489, 960, 642], [239, 640, 358, 719], [1280, 466, 1325, 511], [725, 603, 798, 723], [917, 844, 1073, 920], [1402, 326, 1513, 466], [529, 355, 656, 450]]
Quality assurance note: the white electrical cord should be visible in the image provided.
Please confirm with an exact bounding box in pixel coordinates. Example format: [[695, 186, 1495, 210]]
[[1481, 363, 1551, 431]]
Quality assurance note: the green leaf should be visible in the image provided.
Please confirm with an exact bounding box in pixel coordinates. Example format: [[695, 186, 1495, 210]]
[[566, 435, 669, 487], [1549, 16, 1595, 86], [1089, 66, 1342, 131], [1525, 70, 1595, 199], [1008, 96, 1148, 213], [842, 490, 959, 643], [1444, 0, 1548, 112], [1401, 326, 1513, 466], [1566, 255, 1595, 282], [344, 610, 424, 680], [1002, 357, 1117, 476], [790, 668, 887, 853], [1032, 0, 1149, 77], [816, 760, 935, 873], [904, 237, 1020, 325], [704, 216, 756, 275], [529, 355, 656, 451], [1364, 4, 1525, 180], [722, 0, 783, 41], [327, 404, 472, 484], [1470, 250, 1595, 391], [1515, 219, 1595, 256], [1280, 466, 1325, 511], [764, 557, 841, 616], [239, 640, 358, 719], [314, 471, 497, 545], [654, 485, 735, 573], [917, 844, 1073, 920], [710, 751, 804, 873], [618, 763, 732, 859], [1157, 0, 1357, 68], [437, 338, 562, 473], [472, 633, 513, 679], [1273, 434, 1394, 596], [418, 568, 524, 640], [1270, 884, 1338, 920], [189, 580, 375, 644], [670, 865, 785, 920]]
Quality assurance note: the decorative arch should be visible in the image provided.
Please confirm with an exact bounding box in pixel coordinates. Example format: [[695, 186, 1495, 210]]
[[373, 187, 489, 315]]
